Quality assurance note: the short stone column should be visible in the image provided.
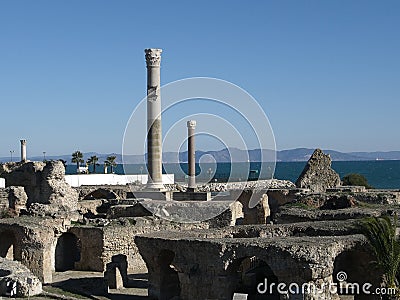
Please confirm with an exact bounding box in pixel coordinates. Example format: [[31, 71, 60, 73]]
[[187, 120, 197, 192], [20, 139, 27, 162], [145, 48, 164, 190]]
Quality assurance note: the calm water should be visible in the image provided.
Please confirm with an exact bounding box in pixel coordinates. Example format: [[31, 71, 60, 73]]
[[66, 160, 400, 189]]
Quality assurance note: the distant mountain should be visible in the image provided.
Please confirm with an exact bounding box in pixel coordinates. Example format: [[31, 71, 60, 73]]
[[349, 151, 400, 161], [277, 148, 366, 162], [1, 148, 400, 164]]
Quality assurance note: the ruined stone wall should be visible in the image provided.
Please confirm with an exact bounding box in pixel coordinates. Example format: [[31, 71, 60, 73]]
[[7, 186, 27, 214], [0, 187, 28, 216], [103, 223, 146, 273], [0, 162, 44, 204], [135, 230, 368, 300], [102, 219, 206, 273], [0, 218, 55, 283], [69, 226, 104, 272], [0, 188, 8, 210], [230, 189, 270, 224]]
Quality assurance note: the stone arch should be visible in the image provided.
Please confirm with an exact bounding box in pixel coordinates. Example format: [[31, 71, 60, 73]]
[[55, 232, 81, 272], [227, 256, 279, 299], [157, 249, 181, 300], [333, 248, 382, 300], [0, 230, 16, 260]]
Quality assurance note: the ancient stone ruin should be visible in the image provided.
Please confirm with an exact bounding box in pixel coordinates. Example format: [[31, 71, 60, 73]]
[[0, 160, 78, 217], [0, 150, 399, 299], [295, 148, 341, 192]]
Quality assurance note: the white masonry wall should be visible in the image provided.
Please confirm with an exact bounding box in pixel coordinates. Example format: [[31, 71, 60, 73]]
[[65, 174, 174, 187], [0, 178, 5, 188]]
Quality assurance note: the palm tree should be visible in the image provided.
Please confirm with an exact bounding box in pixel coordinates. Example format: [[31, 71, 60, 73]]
[[71, 151, 84, 172], [359, 215, 400, 291], [105, 155, 117, 173], [87, 155, 100, 173]]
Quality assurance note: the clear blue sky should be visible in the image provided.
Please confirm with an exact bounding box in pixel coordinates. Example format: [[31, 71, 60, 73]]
[[1, 0, 399, 157]]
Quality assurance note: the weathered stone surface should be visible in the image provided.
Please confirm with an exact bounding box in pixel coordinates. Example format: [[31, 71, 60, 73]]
[[138, 199, 236, 224], [231, 189, 271, 224], [295, 149, 341, 192], [290, 190, 400, 210], [0, 188, 8, 211], [106, 203, 152, 219], [0, 216, 59, 283], [6, 186, 27, 214], [353, 190, 400, 205], [40, 161, 78, 211], [326, 186, 366, 193], [75, 185, 142, 200], [77, 199, 104, 217], [0, 257, 42, 297], [27, 203, 80, 220], [194, 179, 296, 193], [320, 194, 356, 209], [0, 161, 78, 214], [275, 206, 385, 224]]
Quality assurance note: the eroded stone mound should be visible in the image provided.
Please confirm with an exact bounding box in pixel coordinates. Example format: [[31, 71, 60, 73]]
[[295, 149, 341, 192], [0, 161, 78, 214]]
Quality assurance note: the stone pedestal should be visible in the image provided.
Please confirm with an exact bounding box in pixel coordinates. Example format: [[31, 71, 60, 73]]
[[145, 48, 164, 190]]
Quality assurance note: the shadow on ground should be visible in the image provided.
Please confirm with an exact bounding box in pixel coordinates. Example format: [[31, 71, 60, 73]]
[[49, 271, 148, 299]]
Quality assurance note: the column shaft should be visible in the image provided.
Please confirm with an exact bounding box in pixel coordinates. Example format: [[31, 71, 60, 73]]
[[20, 140, 27, 162], [145, 49, 164, 189], [187, 120, 196, 191]]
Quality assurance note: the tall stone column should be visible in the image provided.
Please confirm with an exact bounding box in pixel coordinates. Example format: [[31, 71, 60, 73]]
[[187, 120, 196, 192], [145, 48, 164, 190], [20, 139, 27, 162]]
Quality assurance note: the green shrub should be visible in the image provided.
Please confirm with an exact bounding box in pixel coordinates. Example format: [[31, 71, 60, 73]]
[[359, 216, 400, 292], [342, 173, 373, 189]]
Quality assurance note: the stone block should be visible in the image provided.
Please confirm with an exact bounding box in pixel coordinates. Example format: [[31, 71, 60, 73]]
[[105, 262, 124, 289], [0, 257, 42, 297], [132, 191, 173, 200], [172, 192, 211, 201]]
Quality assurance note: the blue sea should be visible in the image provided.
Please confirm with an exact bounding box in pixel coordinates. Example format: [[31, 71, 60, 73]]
[[66, 160, 400, 189]]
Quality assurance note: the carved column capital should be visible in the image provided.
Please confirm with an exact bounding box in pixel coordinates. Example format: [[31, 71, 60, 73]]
[[187, 120, 197, 128], [145, 48, 162, 67]]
